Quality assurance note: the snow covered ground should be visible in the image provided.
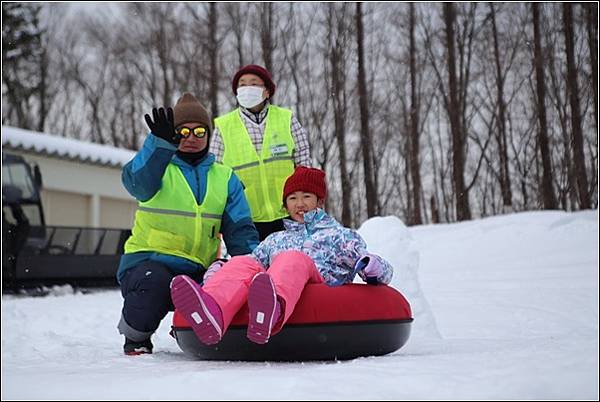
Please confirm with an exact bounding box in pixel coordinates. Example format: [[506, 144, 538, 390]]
[[2, 210, 598, 400]]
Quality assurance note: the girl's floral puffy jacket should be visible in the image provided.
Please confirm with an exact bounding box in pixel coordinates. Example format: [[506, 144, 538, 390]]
[[251, 208, 393, 286]]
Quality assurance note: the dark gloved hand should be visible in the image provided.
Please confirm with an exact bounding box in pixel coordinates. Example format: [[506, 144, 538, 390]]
[[144, 107, 180, 145]]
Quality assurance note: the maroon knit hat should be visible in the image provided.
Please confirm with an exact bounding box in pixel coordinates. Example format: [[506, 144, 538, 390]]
[[283, 166, 327, 202], [231, 64, 276, 97]]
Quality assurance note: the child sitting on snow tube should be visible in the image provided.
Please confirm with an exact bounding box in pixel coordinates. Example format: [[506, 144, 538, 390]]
[[170, 166, 394, 345]]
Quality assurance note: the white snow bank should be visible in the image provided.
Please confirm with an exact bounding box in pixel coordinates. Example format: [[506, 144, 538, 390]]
[[358, 215, 441, 340]]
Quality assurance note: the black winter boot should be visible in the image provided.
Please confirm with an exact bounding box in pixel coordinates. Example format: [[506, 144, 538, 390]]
[[123, 337, 153, 355]]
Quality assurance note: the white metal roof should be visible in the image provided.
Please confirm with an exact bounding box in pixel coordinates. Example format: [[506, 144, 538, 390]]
[[2, 126, 136, 168]]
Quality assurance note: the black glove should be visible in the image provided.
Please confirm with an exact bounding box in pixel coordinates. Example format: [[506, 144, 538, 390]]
[[144, 107, 180, 144]]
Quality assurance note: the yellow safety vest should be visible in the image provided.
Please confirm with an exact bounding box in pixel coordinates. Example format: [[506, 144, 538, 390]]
[[214, 105, 295, 222], [124, 163, 231, 267]]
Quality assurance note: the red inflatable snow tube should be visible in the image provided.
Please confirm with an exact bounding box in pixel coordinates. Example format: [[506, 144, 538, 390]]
[[171, 283, 413, 361]]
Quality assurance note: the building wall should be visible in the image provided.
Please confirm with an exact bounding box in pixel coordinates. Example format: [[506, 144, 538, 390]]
[[8, 151, 137, 229], [100, 196, 136, 229], [42, 189, 90, 226]]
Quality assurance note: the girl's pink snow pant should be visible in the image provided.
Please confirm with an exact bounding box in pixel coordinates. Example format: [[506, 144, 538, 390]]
[[202, 250, 324, 334]]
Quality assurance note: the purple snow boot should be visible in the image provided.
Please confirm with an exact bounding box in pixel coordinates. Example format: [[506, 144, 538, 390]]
[[170, 275, 224, 345], [247, 272, 282, 344]]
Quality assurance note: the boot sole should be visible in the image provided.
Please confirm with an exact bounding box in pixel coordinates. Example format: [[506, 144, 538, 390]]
[[247, 273, 277, 344], [170, 276, 222, 345], [124, 348, 152, 356]]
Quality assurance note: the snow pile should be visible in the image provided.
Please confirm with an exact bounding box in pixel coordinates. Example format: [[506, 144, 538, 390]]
[[358, 215, 441, 340]]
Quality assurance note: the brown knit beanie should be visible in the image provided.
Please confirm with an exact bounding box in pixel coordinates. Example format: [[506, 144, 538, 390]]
[[173, 92, 212, 133]]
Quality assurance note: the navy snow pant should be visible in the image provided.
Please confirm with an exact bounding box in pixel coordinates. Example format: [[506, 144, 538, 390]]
[[117, 261, 177, 342]]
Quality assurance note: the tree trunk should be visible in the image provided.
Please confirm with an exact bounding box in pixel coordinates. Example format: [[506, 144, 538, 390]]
[[208, 3, 219, 118], [562, 3, 591, 209], [532, 3, 557, 209], [225, 3, 246, 67], [584, 3, 598, 132], [328, 5, 352, 226], [260, 3, 274, 73], [443, 3, 471, 221], [489, 4, 512, 213], [37, 47, 48, 132], [430, 196, 439, 224], [402, 108, 412, 219], [355, 2, 377, 218], [157, 24, 171, 108], [408, 3, 423, 225]]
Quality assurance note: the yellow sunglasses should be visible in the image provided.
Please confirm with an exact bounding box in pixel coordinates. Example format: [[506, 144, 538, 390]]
[[176, 126, 208, 138]]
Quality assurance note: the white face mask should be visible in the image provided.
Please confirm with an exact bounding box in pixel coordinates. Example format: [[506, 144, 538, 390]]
[[236, 86, 265, 109]]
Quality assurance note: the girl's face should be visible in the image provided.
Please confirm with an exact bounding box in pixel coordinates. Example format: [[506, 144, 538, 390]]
[[285, 191, 324, 223]]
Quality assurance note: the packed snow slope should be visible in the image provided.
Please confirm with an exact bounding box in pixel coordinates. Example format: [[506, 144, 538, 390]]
[[2, 210, 598, 400]]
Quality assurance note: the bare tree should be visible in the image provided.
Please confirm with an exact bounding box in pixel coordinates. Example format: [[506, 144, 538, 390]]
[[584, 3, 598, 132], [357, 4, 399, 221], [531, 3, 558, 209], [207, 3, 220, 117], [488, 3, 513, 212], [550, 59, 579, 210], [255, 3, 276, 73], [407, 3, 423, 224], [355, 2, 377, 218], [64, 15, 115, 144], [183, 3, 223, 117], [15, 3, 597, 222], [124, 3, 184, 107], [562, 3, 591, 209], [509, 99, 539, 211], [223, 3, 249, 69], [443, 3, 471, 221], [326, 3, 353, 226], [2, 3, 47, 130], [279, 4, 316, 125]]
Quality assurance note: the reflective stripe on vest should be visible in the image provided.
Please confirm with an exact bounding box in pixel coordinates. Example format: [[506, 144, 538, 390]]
[[214, 105, 295, 222], [124, 163, 231, 267]]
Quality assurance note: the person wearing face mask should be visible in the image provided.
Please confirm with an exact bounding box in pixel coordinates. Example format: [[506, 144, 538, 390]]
[[211, 65, 312, 241], [169, 166, 394, 346], [117, 92, 259, 356]]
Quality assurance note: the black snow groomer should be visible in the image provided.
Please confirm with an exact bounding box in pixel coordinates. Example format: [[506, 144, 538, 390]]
[[171, 283, 412, 361], [2, 153, 129, 291]]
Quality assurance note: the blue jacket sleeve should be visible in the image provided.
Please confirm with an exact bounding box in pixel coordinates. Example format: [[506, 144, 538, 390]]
[[220, 173, 260, 255], [122, 134, 177, 202]]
